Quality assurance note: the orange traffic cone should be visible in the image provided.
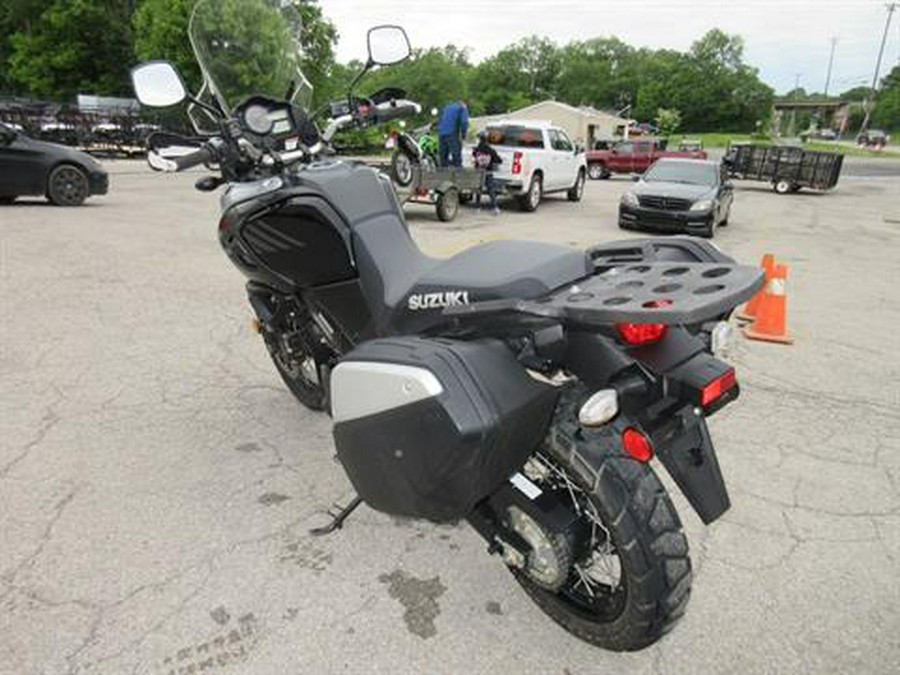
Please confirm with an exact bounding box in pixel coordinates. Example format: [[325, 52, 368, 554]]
[[737, 254, 775, 322], [742, 263, 794, 344]]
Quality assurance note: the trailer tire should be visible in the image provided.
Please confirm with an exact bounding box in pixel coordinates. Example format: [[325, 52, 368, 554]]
[[436, 187, 459, 222], [774, 179, 792, 195]]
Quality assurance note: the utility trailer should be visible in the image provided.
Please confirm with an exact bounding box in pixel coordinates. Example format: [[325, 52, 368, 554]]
[[722, 143, 843, 194], [389, 164, 484, 222]]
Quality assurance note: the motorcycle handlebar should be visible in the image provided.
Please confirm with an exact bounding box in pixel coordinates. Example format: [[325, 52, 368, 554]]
[[173, 145, 215, 172], [371, 100, 422, 122]]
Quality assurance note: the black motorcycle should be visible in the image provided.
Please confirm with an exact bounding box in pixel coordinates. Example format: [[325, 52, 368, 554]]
[[131, 0, 763, 652]]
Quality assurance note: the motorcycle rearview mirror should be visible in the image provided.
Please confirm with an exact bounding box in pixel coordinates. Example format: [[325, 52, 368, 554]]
[[131, 61, 188, 108], [366, 25, 411, 66]]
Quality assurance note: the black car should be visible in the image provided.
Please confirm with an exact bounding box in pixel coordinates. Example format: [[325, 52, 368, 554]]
[[0, 122, 108, 206], [618, 158, 733, 238]]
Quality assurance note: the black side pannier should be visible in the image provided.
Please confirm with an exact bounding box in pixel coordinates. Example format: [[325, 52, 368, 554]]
[[330, 337, 559, 521]]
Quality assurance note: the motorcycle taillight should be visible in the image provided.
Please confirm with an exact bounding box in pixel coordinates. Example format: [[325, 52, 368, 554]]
[[616, 322, 668, 345]]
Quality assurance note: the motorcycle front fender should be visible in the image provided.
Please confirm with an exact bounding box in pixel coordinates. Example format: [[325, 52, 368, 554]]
[[396, 133, 421, 159]]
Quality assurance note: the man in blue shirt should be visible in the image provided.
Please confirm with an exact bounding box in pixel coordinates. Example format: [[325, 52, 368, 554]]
[[437, 100, 468, 167]]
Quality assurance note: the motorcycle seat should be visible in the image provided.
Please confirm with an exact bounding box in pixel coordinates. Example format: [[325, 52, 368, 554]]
[[408, 239, 591, 304]]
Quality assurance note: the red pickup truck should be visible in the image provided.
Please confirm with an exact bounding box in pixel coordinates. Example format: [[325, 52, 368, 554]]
[[586, 138, 707, 179]]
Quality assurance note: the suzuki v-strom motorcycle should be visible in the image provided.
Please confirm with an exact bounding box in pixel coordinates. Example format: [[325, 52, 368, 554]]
[[131, 0, 763, 652]]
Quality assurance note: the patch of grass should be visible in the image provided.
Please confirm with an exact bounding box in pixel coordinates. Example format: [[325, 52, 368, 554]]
[[674, 132, 900, 158], [803, 142, 900, 159], [673, 132, 766, 148]]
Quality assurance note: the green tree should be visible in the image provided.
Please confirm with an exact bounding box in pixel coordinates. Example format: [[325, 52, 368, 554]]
[[134, 0, 337, 107], [8, 0, 133, 99], [0, 0, 53, 93], [655, 108, 681, 136], [362, 46, 471, 120], [872, 65, 900, 131], [839, 86, 875, 102], [556, 37, 637, 111], [133, 0, 202, 92], [635, 29, 773, 131]]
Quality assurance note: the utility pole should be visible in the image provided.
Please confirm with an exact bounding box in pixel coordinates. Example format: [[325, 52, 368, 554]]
[[861, 3, 897, 133], [824, 37, 837, 97], [789, 73, 800, 137]]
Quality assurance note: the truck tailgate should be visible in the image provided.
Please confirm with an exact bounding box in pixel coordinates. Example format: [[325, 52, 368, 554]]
[[490, 147, 529, 182]]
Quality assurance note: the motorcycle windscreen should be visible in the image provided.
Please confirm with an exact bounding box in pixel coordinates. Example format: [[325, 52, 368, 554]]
[[331, 337, 558, 522]]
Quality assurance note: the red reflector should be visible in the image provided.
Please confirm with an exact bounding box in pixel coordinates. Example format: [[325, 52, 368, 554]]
[[622, 427, 653, 462], [701, 368, 737, 407], [616, 322, 668, 345]]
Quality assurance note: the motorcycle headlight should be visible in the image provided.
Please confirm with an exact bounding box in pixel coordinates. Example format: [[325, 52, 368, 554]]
[[621, 192, 639, 207], [690, 199, 714, 211]]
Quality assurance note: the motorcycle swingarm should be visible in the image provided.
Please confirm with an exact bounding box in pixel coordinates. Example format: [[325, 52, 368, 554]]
[[651, 407, 730, 524]]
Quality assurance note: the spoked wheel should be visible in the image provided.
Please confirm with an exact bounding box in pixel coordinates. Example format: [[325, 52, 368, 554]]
[[47, 164, 89, 206], [512, 444, 691, 651], [390, 150, 415, 187]]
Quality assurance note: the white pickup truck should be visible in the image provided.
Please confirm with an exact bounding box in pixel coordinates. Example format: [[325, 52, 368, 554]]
[[471, 120, 587, 212]]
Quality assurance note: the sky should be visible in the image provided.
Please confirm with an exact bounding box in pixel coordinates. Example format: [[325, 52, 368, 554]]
[[320, 0, 900, 95]]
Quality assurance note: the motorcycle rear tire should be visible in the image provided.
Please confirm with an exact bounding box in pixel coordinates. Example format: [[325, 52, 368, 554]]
[[515, 444, 691, 651]]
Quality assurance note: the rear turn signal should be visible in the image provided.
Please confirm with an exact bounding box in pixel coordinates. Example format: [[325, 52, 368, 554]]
[[701, 368, 737, 407], [622, 427, 653, 462], [616, 322, 668, 345]]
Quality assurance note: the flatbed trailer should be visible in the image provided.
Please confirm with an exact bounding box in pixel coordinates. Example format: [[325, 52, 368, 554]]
[[723, 143, 843, 194], [384, 163, 484, 222]]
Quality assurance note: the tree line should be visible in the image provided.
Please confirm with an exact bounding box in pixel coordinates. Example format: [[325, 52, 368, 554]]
[[1, 0, 896, 132]]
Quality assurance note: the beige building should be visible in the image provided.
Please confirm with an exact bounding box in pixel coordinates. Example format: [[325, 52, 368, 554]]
[[468, 100, 631, 148]]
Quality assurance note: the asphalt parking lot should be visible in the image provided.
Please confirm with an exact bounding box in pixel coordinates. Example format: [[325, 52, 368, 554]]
[[2, 160, 899, 674]]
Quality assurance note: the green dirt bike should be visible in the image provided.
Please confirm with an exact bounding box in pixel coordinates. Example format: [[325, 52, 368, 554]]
[[389, 118, 439, 187]]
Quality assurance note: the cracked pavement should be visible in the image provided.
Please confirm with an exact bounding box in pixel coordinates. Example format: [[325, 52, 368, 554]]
[[1, 162, 898, 674]]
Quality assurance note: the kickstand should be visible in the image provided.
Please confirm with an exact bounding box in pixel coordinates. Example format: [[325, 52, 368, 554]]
[[309, 496, 363, 536]]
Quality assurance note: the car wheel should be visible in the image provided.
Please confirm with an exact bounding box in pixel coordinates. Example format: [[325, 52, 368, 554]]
[[719, 202, 730, 227], [519, 174, 542, 212], [587, 163, 605, 180], [47, 164, 89, 206], [567, 170, 585, 202]]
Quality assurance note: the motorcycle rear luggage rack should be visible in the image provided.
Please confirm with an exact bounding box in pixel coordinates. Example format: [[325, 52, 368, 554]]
[[445, 262, 765, 326]]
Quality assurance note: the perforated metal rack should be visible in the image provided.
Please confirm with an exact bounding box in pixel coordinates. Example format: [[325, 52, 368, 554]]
[[445, 262, 765, 326]]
